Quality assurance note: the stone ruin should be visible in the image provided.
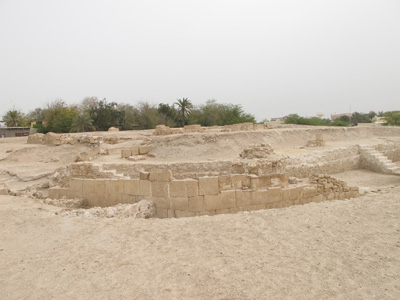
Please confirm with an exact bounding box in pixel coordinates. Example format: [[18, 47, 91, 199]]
[[240, 143, 274, 159], [45, 136, 363, 219], [29, 126, 400, 219], [306, 134, 326, 147]]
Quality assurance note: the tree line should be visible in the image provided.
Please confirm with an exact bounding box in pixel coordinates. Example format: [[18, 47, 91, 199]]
[[284, 111, 400, 127], [2, 97, 256, 133]]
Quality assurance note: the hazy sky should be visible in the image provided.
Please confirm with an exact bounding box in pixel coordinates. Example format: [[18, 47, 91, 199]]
[[1, 0, 399, 121]]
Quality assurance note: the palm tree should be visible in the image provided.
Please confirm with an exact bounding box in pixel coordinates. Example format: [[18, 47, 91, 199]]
[[70, 113, 95, 132], [2, 110, 26, 127], [174, 98, 193, 127]]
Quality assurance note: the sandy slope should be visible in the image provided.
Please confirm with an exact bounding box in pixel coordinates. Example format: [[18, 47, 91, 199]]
[[1, 184, 399, 300]]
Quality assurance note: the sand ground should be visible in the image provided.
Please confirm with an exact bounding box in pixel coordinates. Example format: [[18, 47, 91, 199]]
[[1, 177, 399, 300], [0, 127, 400, 299]]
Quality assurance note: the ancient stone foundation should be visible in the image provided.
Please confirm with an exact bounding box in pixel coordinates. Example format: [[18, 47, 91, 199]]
[[48, 171, 359, 218]]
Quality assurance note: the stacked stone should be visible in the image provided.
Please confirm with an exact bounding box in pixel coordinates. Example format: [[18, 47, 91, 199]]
[[240, 143, 274, 159], [310, 174, 359, 200], [153, 125, 173, 136]]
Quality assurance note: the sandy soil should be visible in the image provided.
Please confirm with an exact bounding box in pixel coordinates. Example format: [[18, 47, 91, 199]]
[[1, 126, 400, 299], [1, 183, 399, 300]]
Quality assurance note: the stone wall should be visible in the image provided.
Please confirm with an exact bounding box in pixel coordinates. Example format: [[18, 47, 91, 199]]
[[374, 143, 400, 162], [48, 171, 359, 218], [285, 146, 362, 178]]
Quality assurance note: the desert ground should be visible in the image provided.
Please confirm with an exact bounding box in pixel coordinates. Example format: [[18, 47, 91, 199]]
[[0, 124, 399, 299]]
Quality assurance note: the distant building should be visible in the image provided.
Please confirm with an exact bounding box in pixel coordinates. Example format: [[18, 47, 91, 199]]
[[0, 127, 30, 138], [267, 116, 288, 124], [373, 117, 387, 125], [331, 113, 352, 121]]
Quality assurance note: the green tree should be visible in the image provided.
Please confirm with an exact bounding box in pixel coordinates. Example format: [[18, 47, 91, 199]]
[[174, 98, 193, 127], [2, 110, 27, 127], [45, 105, 78, 133], [70, 113, 95, 132], [189, 100, 255, 126], [383, 111, 400, 126], [88, 100, 125, 131], [339, 115, 350, 123], [350, 112, 372, 125], [158, 103, 178, 127]]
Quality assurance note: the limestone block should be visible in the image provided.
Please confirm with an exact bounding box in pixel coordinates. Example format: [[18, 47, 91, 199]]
[[265, 203, 275, 209], [108, 148, 122, 155], [123, 179, 140, 195], [86, 193, 107, 207], [139, 180, 151, 196], [250, 176, 260, 190], [82, 179, 96, 197], [197, 210, 215, 216], [139, 172, 150, 180], [59, 188, 69, 198], [258, 175, 271, 189], [236, 190, 252, 207], [231, 174, 251, 189], [127, 156, 146, 162], [289, 187, 304, 201], [218, 175, 232, 190], [156, 208, 168, 218], [106, 180, 124, 195], [108, 193, 123, 206], [215, 209, 231, 215], [168, 209, 175, 218], [270, 175, 282, 187], [281, 188, 291, 201], [253, 204, 265, 210], [108, 127, 119, 132], [311, 194, 324, 203], [121, 149, 131, 158], [139, 145, 152, 155], [303, 185, 318, 199], [252, 190, 268, 205], [48, 187, 60, 199], [199, 176, 219, 195], [230, 207, 240, 214], [169, 180, 187, 197], [69, 179, 83, 197], [171, 197, 189, 210], [204, 190, 236, 210], [185, 179, 199, 197], [131, 146, 139, 156], [122, 194, 136, 204], [151, 197, 171, 209], [94, 180, 106, 194], [149, 170, 173, 182], [267, 187, 282, 204], [151, 181, 169, 197], [188, 196, 204, 212], [175, 210, 196, 218], [238, 205, 254, 212]]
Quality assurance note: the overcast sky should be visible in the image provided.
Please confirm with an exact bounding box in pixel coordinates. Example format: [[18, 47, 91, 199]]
[[0, 0, 399, 121]]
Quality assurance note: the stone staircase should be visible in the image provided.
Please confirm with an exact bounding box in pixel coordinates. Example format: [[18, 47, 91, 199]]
[[359, 145, 400, 175]]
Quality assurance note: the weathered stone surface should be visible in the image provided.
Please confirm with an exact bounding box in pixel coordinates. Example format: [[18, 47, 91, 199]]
[[199, 177, 219, 195], [151, 181, 169, 197], [236, 190, 252, 207], [123, 179, 140, 195], [188, 196, 204, 212], [204, 190, 235, 210], [139, 145, 152, 155], [171, 197, 189, 210], [149, 170, 173, 182], [169, 180, 187, 197], [121, 149, 131, 158]]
